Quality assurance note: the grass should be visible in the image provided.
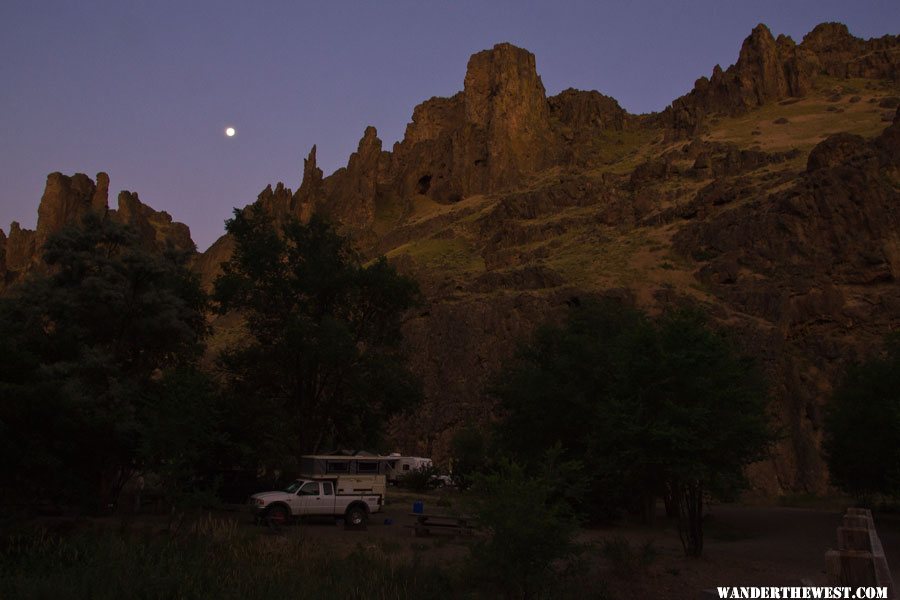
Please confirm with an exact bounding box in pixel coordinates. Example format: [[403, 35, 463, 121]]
[[0, 514, 609, 600], [588, 127, 662, 172], [372, 192, 408, 236], [599, 536, 658, 578], [544, 229, 646, 287], [0, 519, 455, 600], [387, 236, 484, 275], [704, 79, 899, 152]]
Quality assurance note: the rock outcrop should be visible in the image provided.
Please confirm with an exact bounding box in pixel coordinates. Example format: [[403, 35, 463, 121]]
[[294, 145, 325, 223], [35, 172, 108, 249], [663, 23, 900, 137], [802, 22, 900, 79], [9, 23, 900, 495], [245, 42, 567, 232], [321, 126, 390, 229], [664, 24, 814, 137], [1, 172, 194, 290], [112, 190, 195, 253], [549, 88, 628, 133], [671, 108, 900, 490], [4, 222, 36, 274], [0, 229, 5, 281], [463, 43, 556, 190], [386, 43, 559, 207], [254, 182, 296, 233]]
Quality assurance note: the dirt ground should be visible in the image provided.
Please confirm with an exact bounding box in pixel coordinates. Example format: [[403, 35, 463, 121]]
[[580, 503, 899, 598], [230, 490, 898, 599], [36, 489, 896, 599]]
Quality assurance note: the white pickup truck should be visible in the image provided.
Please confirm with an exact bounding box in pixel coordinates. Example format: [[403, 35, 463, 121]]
[[249, 475, 385, 529]]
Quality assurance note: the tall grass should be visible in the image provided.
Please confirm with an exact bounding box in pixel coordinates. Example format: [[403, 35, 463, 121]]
[[0, 518, 454, 600]]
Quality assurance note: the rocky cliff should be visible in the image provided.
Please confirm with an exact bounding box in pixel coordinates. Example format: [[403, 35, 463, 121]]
[[0, 172, 194, 290], [257, 42, 627, 231], [663, 23, 900, 138], [7, 22, 900, 495]]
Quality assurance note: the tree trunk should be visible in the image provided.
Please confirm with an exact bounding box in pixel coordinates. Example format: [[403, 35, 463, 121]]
[[664, 483, 680, 519], [676, 480, 704, 556]]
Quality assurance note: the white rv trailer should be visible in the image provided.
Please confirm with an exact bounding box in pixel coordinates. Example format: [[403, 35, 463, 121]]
[[385, 454, 433, 482], [299, 453, 433, 483]]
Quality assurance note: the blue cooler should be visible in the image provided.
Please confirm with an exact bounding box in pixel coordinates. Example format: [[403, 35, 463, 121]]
[[413, 500, 424, 514]]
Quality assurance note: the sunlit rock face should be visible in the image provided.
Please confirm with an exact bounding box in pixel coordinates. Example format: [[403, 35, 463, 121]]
[[8, 25, 900, 495], [0, 172, 194, 291], [662, 23, 900, 138], [124, 31, 900, 494]]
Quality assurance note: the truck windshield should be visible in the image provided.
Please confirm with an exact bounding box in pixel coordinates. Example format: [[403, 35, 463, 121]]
[[283, 481, 305, 494]]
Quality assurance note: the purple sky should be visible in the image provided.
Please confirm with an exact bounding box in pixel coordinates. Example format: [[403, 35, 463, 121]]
[[2, 1, 898, 251]]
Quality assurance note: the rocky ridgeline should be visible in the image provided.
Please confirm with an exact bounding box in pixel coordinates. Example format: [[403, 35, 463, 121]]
[[5, 22, 900, 494], [247, 42, 630, 234], [663, 22, 900, 137], [0, 172, 194, 290], [242, 23, 899, 238]]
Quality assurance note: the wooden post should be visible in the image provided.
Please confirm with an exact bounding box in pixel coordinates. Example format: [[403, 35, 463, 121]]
[[826, 508, 896, 599]]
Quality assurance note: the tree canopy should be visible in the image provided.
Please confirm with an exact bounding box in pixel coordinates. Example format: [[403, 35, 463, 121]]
[[491, 299, 772, 555], [824, 334, 900, 502], [0, 213, 211, 511], [213, 206, 421, 468]]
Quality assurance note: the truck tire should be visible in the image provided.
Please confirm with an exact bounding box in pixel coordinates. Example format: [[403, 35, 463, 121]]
[[345, 506, 367, 531], [266, 504, 290, 527]]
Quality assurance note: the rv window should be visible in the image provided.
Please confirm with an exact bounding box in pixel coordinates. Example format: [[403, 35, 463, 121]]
[[357, 462, 377, 473], [326, 461, 349, 473], [402, 464, 410, 471]]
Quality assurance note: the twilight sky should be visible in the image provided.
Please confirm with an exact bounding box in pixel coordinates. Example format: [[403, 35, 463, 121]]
[[2, 1, 898, 251]]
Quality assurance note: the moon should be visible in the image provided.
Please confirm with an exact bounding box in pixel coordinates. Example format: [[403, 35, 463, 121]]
[[225, 127, 236, 137]]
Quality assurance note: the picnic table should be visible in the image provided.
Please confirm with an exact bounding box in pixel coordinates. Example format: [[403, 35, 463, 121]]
[[407, 513, 476, 537]]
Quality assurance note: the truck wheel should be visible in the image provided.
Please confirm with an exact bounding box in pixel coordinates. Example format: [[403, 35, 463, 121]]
[[345, 506, 367, 530], [267, 505, 289, 527]]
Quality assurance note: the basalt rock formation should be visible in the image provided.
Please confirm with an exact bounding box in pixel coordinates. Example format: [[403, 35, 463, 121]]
[[670, 108, 900, 488], [8, 22, 900, 495], [291, 24, 900, 494], [271, 43, 624, 229], [0, 172, 193, 290], [663, 23, 900, 138], [114, 190, 194, 254], [802, 22, 900, 80]]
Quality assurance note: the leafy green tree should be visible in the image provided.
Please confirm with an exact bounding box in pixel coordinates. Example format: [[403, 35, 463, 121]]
[[492, 299, 772, 556], [466, 451, 583, 599], [0, 213, 210, 511], [824, 334, 900, 503], [449, 426, 488, 491], [213, 205, 421, 469], [643, 309, 771, 556], [135, 369, 226, 512]]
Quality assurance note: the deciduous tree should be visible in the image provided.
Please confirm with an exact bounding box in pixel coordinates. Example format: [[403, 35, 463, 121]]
[[0, 213, 210, 511], [213, 206, 421, 468], [492, 299, 772, 556], [824, 334, 900, 503]]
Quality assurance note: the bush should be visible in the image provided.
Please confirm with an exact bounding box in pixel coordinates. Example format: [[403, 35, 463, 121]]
[[466, 454, 583, 598], [396, 465, 440, 492], [450, 426, 488, 491]]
